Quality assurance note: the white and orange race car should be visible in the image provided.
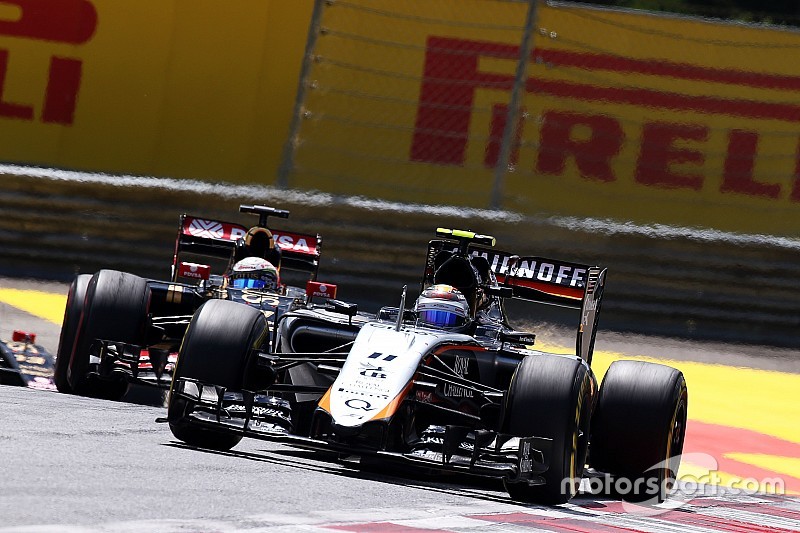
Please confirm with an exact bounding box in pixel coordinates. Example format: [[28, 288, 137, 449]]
[[167, 228, 688, 505]]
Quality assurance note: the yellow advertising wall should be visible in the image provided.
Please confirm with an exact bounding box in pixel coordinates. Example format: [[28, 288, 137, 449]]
[[290, 0, 800, 236], [1, 0, 799, 236], [0, 0, 312, 182]]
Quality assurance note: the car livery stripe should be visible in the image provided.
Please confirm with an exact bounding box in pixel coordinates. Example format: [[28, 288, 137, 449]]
[[496, 274, 585, 300], [317, 388, 332, 415], [166, 284, 183, 304], [433, 345, 486, 355], [369, 382, 413, 422]]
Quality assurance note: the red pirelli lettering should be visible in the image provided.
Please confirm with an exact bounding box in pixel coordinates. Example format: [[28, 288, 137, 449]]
[[636, 122, 707, 190], [413, 35, 800, 202], [0, 0, 97, 44], [538, 111, 623, 183], [721, 130, 781, 199]]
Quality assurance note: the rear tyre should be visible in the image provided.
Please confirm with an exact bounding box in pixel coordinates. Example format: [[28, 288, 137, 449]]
[[502, 355, 595, 505], [70, 270, 149, 400], [168, 299, 268, 451], [54, 274, 92, 394], [589, 360, 688, 504]]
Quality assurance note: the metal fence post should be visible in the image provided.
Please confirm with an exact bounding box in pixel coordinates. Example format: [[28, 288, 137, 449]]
[[489, 0, 538, 210], [276, 0, 326, 189]]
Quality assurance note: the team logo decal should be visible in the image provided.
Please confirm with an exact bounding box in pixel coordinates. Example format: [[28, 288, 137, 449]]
[[187, 219, 224, 239]]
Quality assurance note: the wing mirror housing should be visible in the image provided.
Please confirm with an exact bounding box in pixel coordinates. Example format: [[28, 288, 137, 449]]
[[484, 285, 514, 298], [327, 299, 358, 319], [499, 330, 536, 346]]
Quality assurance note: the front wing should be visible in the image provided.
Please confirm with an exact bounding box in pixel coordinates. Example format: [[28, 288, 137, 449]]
[[89, 340, 177, 389], [169, 377, 552, 485]]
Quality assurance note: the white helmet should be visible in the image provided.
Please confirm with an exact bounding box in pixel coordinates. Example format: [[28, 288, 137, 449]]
[[415, 284, 470, 329], [229, 257, 279, 290]]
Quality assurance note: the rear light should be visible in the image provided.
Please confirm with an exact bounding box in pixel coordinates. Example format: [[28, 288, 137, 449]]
[[12, 330, 36, 344], [178, 262, 211, 280], [306, 281, 337, 301]]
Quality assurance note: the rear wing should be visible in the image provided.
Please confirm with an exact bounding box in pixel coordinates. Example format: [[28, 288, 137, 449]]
[[424, 239, 606, 363], [171, 214, 321, 281]]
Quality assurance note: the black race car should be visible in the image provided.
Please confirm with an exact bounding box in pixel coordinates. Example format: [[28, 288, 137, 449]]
[[0, 330, 56, 391], [167, 229, 688, 505], [54, 205, 336, 401]]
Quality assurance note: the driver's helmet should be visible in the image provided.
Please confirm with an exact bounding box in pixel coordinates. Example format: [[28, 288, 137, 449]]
[[228, 257, 280, 290], [415, 284, 470, 329]]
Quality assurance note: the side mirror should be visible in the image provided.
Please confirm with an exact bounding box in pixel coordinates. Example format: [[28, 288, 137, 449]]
[[327, 299, 358, 317], [484, 285, 514, 298], [499, 330, 536, 346]]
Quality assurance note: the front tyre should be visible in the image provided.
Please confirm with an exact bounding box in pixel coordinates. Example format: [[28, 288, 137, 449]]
[[54, 274, 92, 394], [502, 355, 595, 505], [70, 270, 150, 400], [168, 299, 268, 451], [589, 360, 688, 504]]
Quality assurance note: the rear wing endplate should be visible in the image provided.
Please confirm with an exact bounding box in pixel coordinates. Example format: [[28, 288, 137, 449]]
[[171, 215, 321, 281]]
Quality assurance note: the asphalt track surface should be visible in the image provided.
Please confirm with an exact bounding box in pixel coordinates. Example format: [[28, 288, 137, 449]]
[[1, 277, 799, 532]]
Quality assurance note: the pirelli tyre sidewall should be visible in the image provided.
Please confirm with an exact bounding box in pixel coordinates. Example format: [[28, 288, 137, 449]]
[[502, 354, 595, 505], [54, 274, 92, 394], [589, 360, 688, 504], [168, 299, 269, 451], [69, 270, 150, 400]]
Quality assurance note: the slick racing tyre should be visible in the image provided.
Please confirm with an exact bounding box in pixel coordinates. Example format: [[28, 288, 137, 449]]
[[54, 274, 92, 394], [502, 354, 595, 505], [168, 299, 268, 451], [589, 360, 688, 504], [69, 270, 150, 400]]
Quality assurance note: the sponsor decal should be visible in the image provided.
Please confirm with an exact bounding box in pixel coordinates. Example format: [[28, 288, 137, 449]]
[[344, 398, 375, 411], [346, 380, 391, 394], [443, 354, 472, 398], [239, 292, 280, 308], [519, 440, 533, 473], [183, 217, 246, 241], [177, 262, 210, 280], [514, 260, 587, 288], [187, 219, 224, 240], [182, 220, 318, 255], [410, 449, 444, 462], [435, 243, 588, 291], [337, 387, 389, 400], [225, 404, 290, 421], [306, 281, 337, 300], [358, 362, 387, 379], [232, 256, 273, 272], [272, 232, 318, 255], [415, 390, 434, 403]]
